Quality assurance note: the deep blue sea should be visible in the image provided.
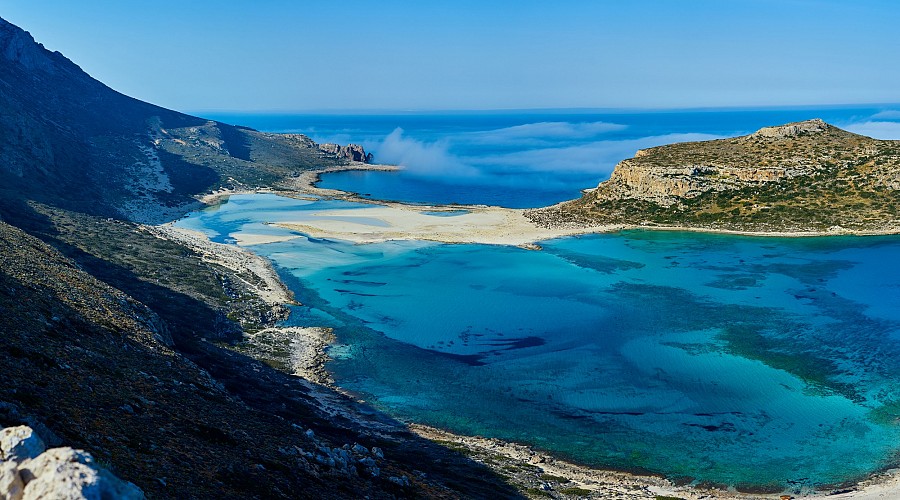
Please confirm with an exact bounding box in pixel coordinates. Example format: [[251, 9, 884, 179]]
[[185, 108, 900, 489], [208, 106, 900, 207]]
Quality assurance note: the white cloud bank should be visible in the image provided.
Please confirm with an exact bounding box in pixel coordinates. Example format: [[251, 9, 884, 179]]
[[843, 121, 900, 140], [370, 124, 724, 190], [871, 110, 900, 120], [375, 128, 480, 178]]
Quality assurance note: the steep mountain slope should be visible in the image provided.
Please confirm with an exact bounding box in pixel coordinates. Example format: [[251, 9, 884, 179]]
[[0, 17, 345, 223], [0, 17, 523, 499], [529, 119, 900, 233], [0, 218, 520, 498]]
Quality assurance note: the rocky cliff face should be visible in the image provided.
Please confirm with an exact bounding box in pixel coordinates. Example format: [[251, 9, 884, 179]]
[[528, 119, 900, 232], [0, 18, 60, 72], [593, 119, 847, 207], [317, 143, 373, 163]]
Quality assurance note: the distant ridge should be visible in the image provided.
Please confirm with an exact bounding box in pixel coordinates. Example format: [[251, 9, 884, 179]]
[[528, 119, 900, 233], [0, 16, 361, 224]]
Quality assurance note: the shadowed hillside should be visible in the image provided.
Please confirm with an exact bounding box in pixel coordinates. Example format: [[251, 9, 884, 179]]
[[0, 17, 346, 224], [0, 16, 524, 499]]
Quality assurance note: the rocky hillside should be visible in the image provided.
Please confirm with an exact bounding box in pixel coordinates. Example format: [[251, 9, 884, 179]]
[[0, 17, 370, 224], [0, 204, 520, 499], [529, 119, 900, 233], [0, 16, 524, 499]]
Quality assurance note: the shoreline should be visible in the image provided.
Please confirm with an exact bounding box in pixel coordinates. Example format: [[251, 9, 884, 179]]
[[411, 423, 900, 499], [160, 163, 900, 498], [286, 164, 900, 245], [199, 162, 900, 245], [288, 161, 401, 199]]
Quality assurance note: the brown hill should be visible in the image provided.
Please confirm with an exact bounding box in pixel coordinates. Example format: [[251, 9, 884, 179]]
[[528, 119, 900, 233]]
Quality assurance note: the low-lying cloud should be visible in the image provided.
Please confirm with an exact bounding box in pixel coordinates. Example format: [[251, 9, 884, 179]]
[[871, 110, 900, 120], [368, 124, 724, 191], [470, 121, 626, 141], [374, 128, 480, 178], [843, 121, 900, 140], [471, 133, 723, 177]]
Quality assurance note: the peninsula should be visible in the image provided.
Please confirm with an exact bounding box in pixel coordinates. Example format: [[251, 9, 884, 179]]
[[528, 119, 900, 235]]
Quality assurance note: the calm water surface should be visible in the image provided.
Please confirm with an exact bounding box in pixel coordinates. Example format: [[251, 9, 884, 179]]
[[207, 106, 893, 207], [176, 193, 900, 489]]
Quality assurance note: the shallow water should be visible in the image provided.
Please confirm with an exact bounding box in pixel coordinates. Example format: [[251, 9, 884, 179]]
[[176, 193, 900, 489]]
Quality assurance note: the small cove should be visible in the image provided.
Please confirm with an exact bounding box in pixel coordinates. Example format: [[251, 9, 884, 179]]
[[176, 193, 900, 489]]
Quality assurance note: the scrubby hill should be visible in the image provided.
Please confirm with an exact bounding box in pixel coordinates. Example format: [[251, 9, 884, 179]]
[[528, 119, 900, 233]]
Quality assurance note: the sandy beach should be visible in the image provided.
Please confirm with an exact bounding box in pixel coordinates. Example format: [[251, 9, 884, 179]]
[[243, 164, 900, 246], [272, 203, 617, 246]]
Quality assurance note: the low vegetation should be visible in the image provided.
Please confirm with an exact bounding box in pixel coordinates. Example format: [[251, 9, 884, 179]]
[[529, 120, 900, 233]]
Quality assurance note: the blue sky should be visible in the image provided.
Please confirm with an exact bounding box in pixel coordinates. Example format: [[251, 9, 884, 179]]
[[2, 1, 899, 112]]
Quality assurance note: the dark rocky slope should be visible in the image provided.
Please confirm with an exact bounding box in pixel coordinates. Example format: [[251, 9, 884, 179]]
[[0, 16, 363, 224], [0, 217, 522, 498], [0, 17, 519, 499]]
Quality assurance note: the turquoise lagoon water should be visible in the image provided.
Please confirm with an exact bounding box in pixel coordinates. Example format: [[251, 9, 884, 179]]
[[176, 193, 900, 489]]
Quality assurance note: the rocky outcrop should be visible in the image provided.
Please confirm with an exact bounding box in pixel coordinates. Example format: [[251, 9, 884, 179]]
[[1, 426, 144, 500], [0, 18, 58, 73], [749, 118, 828, 139], [528, 119, 900, 232], [597, 159, 797, 207], [317, 143, 373, 163], [588, 119, 880, 207]]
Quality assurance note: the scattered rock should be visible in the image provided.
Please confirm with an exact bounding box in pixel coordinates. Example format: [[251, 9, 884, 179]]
[[388, 475, 410, 487], [0, 427, 44, 463], [0, 426, 144, 500]]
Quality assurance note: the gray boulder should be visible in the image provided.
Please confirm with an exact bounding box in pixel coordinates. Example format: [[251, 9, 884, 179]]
[[1, 425, 144, 500], [0, 428, 44, 464], [19, 447, 144, 500]]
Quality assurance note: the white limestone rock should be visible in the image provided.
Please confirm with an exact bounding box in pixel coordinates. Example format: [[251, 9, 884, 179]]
[[750, 118, 828, 139], [0, 462, 24, 500], [19, 447, 144, 500], [0, 427, 44, 464]]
